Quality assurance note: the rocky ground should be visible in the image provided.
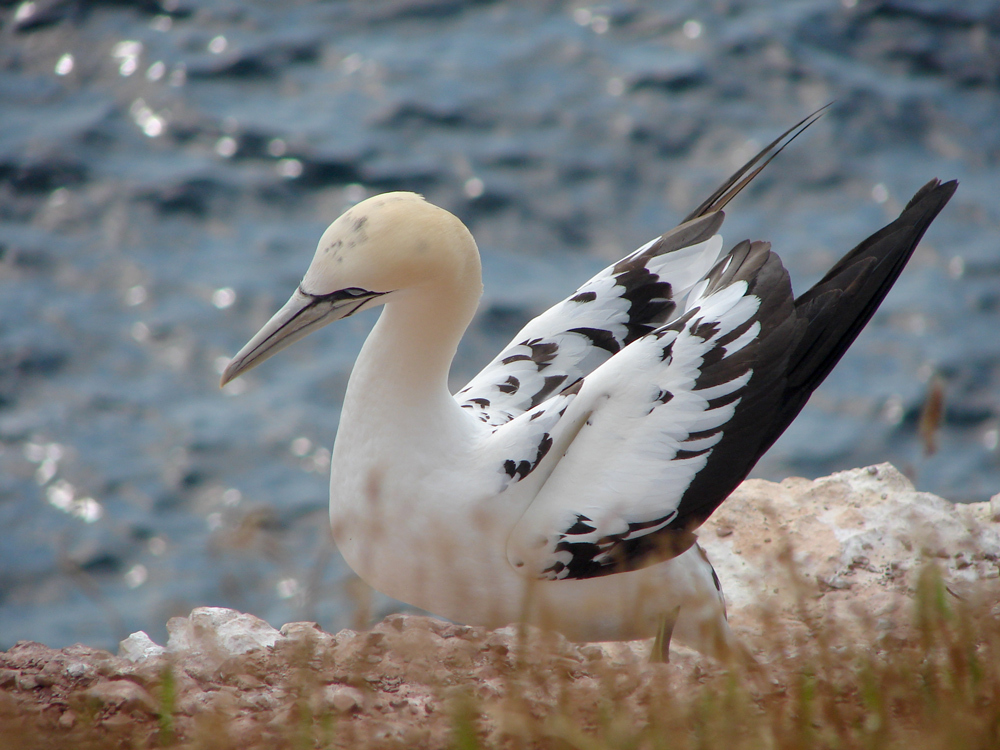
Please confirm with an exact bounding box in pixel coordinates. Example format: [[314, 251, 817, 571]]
[[2, 463, 999, 749]]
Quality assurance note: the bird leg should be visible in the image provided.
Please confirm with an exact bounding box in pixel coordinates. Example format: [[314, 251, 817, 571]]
[[650, 605, 682, 663]]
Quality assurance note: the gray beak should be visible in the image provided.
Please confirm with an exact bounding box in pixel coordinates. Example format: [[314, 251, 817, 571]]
[[220, 285, 385, 386]]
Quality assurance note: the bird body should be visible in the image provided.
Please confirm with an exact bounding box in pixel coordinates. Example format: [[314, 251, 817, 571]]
[[222, 115, 956, 657]]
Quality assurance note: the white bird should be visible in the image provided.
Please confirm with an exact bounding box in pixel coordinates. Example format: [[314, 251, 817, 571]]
[[221, 112, 956, 658]]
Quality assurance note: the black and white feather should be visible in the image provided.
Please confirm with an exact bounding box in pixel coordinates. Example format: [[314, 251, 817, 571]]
[[457, 215, 726, 427], [504, 239, 800, 579], [483, 385, 580, 493]]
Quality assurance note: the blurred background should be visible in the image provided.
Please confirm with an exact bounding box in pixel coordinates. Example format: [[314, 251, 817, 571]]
[[0, 0, 997, 652]]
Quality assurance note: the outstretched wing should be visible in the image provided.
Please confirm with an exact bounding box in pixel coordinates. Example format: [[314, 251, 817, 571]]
[[456, 108, 828, 429], [464, 99, 955, 581], [505, 240, 803, 580], [504, 177, 957, 581]]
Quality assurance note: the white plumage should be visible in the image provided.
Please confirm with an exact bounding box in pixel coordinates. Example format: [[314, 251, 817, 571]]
[[222, 115, 956, 658]]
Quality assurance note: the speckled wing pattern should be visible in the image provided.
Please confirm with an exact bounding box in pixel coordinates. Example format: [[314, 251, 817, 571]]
[[456, 214, 726, 428], [506, 239, 801, 580], [480, 384, 582, 494]]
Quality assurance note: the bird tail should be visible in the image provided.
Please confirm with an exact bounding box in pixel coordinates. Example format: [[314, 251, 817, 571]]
[[759, 178, 958, 456]]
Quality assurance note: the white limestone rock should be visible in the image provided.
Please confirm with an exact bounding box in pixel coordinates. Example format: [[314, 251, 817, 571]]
[[166, 607, 282, 657], [700, 463, 1000, 638], [118, 630, 166, 663]]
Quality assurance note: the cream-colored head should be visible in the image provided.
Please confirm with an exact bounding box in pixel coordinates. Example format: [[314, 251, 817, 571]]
[[302, 192, 480, 297], [220, 192, 481, 386]]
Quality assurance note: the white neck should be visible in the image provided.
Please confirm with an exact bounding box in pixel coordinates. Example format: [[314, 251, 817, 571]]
[[341, 270, 483, 434]]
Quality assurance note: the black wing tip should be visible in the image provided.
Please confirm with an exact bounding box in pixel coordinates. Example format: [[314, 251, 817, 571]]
[[797, 176, 957, 305], [904, 178, 958, 236], [762, 174, 957, 453], [906, 178, 958, 217], [907, 177, 958, 209], [659, 174, 955, 537]]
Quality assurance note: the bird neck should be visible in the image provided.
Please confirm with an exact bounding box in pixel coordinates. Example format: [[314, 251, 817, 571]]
[[347, 270, 483, 421]]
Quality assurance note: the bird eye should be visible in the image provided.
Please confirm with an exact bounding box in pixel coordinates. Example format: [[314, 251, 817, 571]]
[[340, 287, 369, 298]]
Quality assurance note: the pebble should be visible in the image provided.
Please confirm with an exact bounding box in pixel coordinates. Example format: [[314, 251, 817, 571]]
[[327, 685, 364, 713], [119, 631, 166, 663], [85, 680, 158, 715], [66, 661, 92, 678]]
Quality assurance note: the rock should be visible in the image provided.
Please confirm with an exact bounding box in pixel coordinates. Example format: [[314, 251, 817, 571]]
[[62, 644, 125, 676], [118, 631, 166, 663], [700, 463, 1000, 641], [323, 684, 365, 713], [279, 621, 324, 640], [84, 680, 158, 715], [36, 660, 62, 686], [65, 661, 92, 678], [167, 607, 283, 657]]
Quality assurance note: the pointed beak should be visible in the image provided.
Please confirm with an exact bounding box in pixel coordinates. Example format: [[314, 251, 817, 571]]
[[220, 285, 385, 387]]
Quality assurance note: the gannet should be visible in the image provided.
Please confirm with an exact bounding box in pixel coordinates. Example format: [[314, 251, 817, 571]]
[[221, 112, 956, 658]]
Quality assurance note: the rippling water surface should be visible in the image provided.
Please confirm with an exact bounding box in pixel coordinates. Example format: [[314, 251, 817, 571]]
[[1, 0, 998, 650]]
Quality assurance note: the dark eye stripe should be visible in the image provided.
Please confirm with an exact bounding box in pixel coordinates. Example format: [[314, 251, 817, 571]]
[[339, 287, 369, 298], [299, 285, 386, 302]]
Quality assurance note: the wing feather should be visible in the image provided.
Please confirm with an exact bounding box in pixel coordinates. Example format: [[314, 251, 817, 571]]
[[457, 214, 726, 427], [505, 241, 800, 580]]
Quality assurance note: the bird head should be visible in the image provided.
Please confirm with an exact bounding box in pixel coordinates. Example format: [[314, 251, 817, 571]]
[[220, 191, 478, 386]]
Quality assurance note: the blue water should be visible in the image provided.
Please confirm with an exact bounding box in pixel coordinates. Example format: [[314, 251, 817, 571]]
[[1, 0, 997, 652]]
